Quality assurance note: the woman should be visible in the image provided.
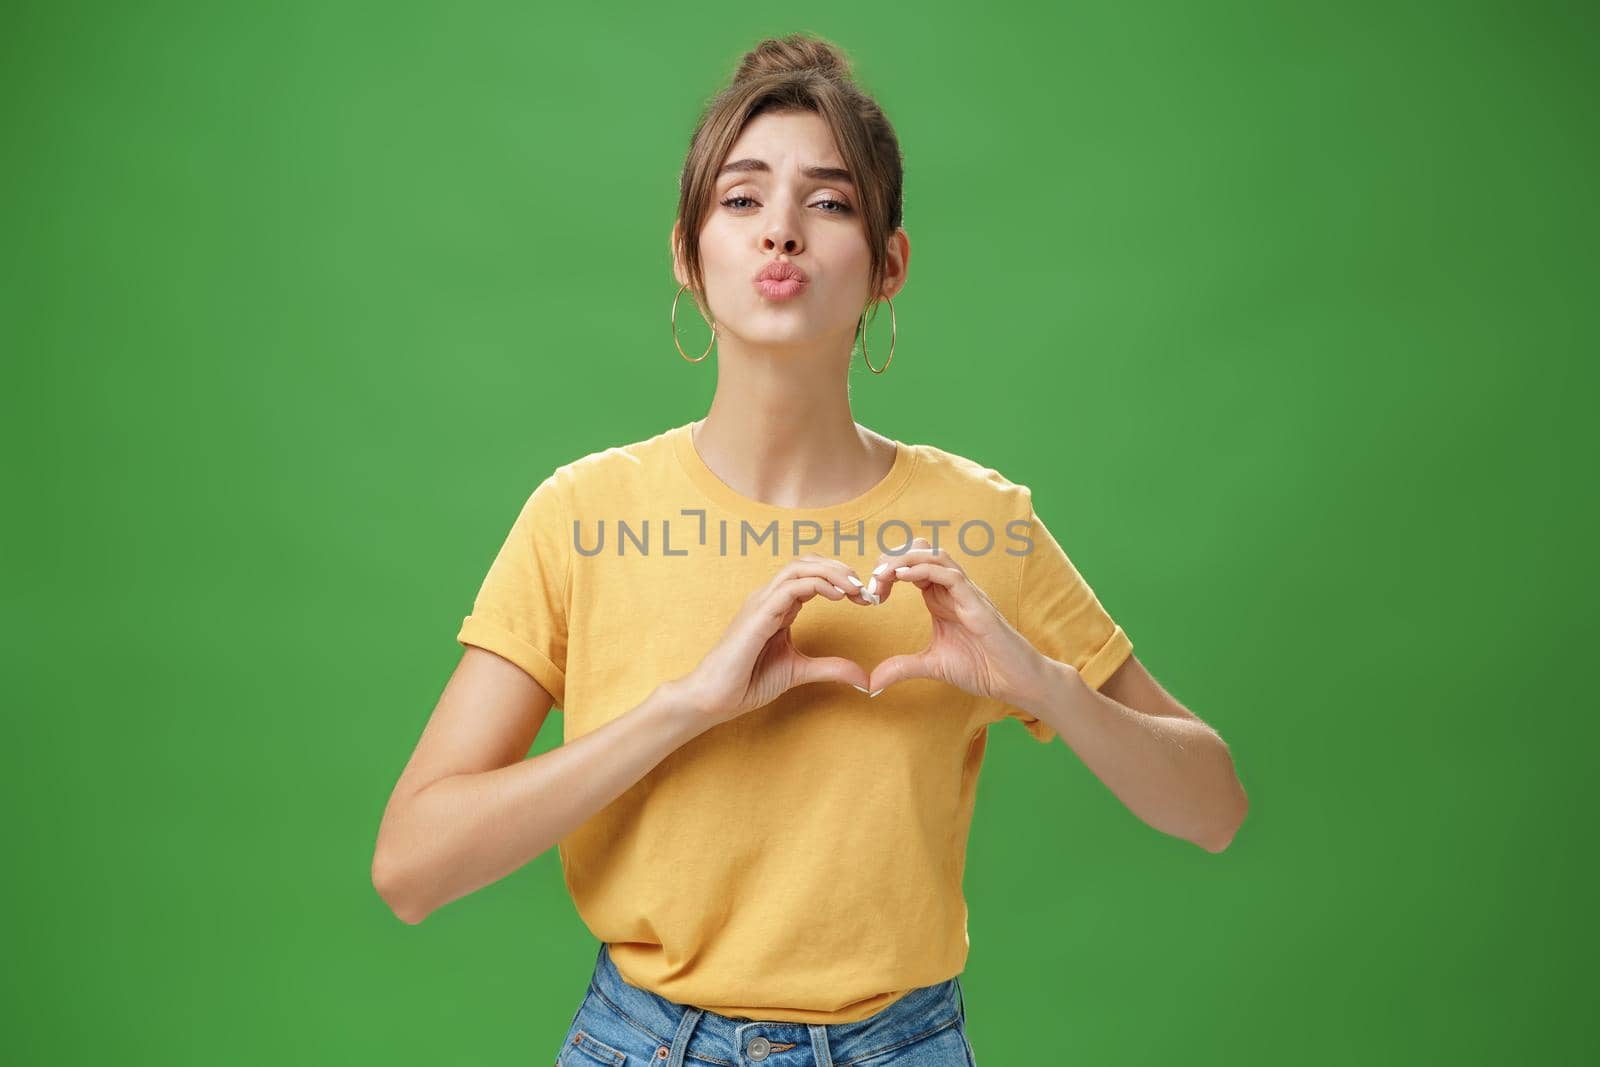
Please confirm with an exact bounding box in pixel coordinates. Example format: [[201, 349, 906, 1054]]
[[372, 33, 1248, 1066]]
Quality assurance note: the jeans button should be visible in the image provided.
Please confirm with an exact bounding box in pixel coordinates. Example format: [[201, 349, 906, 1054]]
[[747, 1035, 771, 1060]]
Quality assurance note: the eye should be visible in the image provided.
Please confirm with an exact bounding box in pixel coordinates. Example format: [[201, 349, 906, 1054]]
[[719, 195, 853, 215]]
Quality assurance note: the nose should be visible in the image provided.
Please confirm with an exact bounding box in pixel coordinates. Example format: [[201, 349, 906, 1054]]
[[761, 205, 804, 256]]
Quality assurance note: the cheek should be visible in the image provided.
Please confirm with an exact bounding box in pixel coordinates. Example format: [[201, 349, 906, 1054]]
[[695, 222, 739, 275], [812, 228, 872, 270]]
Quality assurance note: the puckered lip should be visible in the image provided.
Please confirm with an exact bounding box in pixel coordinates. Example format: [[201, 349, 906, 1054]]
[[754, 259, 808, 284]]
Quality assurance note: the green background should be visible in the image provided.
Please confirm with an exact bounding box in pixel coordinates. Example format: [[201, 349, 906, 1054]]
[[4, 0, 1593, 1062]]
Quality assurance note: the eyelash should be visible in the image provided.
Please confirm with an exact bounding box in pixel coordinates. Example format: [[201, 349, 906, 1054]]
[[719, 195, 853, 215]]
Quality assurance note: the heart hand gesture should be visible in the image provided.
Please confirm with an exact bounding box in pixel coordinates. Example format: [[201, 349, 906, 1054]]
[[865, 537, 1050, 706], [676, 555, 874, 730]]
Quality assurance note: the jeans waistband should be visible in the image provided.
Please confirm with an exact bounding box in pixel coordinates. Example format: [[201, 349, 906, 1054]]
[[582, 942, 966, 1065]]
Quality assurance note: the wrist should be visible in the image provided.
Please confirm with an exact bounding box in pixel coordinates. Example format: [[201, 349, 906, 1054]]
[[1007, 653, 1078, 717], [658, 676, 716, 728]]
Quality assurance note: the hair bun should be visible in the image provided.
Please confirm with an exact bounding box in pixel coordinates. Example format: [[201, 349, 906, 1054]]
[[732, 33, 854, 85]]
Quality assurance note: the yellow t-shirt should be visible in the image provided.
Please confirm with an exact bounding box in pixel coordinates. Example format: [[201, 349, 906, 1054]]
[[456, 420, 1132, 1024]]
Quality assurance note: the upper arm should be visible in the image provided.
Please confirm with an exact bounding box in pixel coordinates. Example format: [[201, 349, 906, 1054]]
[[386, 645, 557, 808], [1098, 652, 1199, 722], [394, 468, 569, 799]]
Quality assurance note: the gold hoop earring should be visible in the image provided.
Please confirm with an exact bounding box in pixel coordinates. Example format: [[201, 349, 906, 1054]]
[[672, 283, 716, 363], [859, 296, 896, 375]]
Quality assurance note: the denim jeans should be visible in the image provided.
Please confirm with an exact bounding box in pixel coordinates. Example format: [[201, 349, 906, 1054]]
[[554, 942, 978, 1066]]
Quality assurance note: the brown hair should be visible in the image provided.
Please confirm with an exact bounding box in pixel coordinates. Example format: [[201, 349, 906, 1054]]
[[674, 34, 905, 338]]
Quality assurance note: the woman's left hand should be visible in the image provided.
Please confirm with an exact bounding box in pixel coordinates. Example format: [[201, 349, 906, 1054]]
[[864, 537, 1055, 706]]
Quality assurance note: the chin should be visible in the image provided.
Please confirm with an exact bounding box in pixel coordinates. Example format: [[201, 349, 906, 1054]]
[[724, 318, 827, 346], [731, 310, 855, 344]]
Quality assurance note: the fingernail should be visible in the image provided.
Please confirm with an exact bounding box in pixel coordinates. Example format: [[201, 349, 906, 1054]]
[[894, 566, 912, 577], [845, 575, 865, 589], [866, 577, 878, 598], [832, 584, 848, 594], [851, 684, 870, 693], [868, 687, 886, 697], [872, 562, 890, 576]]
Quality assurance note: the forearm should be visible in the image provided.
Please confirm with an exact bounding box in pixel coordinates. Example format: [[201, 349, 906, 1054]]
[[375, 680, 708, 923], [1020, 658, 1246, 852]]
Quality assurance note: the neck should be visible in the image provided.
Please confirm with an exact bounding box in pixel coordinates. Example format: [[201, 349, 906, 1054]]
[[692, 337, 890, 510]]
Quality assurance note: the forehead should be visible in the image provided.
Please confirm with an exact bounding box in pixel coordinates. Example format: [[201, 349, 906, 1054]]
[[721, 110, 848, 178]]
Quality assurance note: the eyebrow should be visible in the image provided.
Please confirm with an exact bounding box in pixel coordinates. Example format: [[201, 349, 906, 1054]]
[[718, 158, 855, 186]]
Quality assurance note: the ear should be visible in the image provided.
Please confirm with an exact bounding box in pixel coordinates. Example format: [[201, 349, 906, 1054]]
[[669, 219, 689, 289], [879, 227, 911, 301]]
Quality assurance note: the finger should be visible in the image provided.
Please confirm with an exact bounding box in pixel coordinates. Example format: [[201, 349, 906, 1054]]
[[865, 538, 916, 604], [895, 543, 964, 567], [864, 537, 960, 604], [868, 649, 936, 694], [891, 562, 984, 618], [792, 653, 871, 691], [889, 563, 985, 620], [772, 557, 871, 604], [891, 562, 963, 590], [879, 546, 967, 580], [869, 536, 927, 576], [762, 575, 847, 623], [786, 574, 851, 605]]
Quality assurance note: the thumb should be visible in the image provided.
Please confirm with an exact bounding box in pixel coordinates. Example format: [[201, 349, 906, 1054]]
[[869, 651, 934, 695], [792, 654, 871, 691]]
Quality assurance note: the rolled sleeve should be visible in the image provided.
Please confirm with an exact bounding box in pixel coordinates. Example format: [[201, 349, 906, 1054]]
[[1001, 488, 1133, 744], [456, 470, 572, 707]]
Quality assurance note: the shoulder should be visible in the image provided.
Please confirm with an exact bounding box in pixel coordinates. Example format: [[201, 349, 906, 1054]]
[[901, 435, 1035, 515], [537, 422, 680, 503]]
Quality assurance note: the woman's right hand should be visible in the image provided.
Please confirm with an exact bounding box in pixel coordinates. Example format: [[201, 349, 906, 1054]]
[[675, 555, 874, 729]]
